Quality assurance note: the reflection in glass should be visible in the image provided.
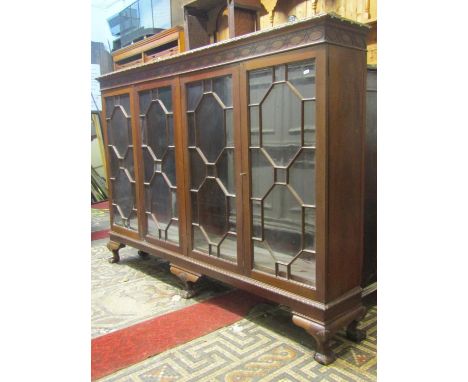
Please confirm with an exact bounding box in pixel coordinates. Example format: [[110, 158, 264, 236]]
[[217, 149, 235, 195], [250, 149, 273, 199], [249, 67, 273, 104], [248, 60, 316, 286], [147, 101, 168, 159], [213, 76, 232, 107], [187, 75, 237, 263], [106, 94, 137, 230], [187, 82, 203, 111], [261, 83, 302, 167], [289, 149, 315, 205], [287, 61, 316, 99], [195, 94, 225, 163], [189, 149, 206, 190], [304, 100, 316, 146], [198, 178, 228, 243], [109, 106, 130, 157], [139, 86, 179, 244], [113, 169, 133, 218]]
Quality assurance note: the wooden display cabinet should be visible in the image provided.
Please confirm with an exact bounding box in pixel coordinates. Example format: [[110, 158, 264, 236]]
[[98, 13, 369, 365], [112, 26, 185, 70]]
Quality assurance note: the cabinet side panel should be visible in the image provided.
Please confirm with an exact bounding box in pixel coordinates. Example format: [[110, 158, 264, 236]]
[[326, 45, 366, 302]]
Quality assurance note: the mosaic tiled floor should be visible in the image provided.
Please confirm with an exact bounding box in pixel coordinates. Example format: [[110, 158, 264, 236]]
[[98, 304, 376, 382], [92, 239, 231, 338], [92, 205, 377, 381]]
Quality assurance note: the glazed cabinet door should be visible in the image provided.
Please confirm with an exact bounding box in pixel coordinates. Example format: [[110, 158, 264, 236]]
[[134, 80, 186, 252], [181, 68, 244, 273], [103, 90, 140, 239], [241, 50, 326, 299]]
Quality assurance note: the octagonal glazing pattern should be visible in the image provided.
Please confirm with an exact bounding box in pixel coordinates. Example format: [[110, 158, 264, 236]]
[[105, 94, 138, 230], [186, 75, 237, 262], [248, 60, 317, 287], [139, 87, 179, 244]]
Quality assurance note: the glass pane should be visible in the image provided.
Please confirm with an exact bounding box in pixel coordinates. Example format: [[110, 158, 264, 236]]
[[118, 94, 130, 113], [304, 100, 316, 146], [289, 149, 315, 205], [147, 215, 158, 237], [195, 94, 225, 163], [213, 76, 232, 107], [187, 75, 236, 261], [274, 65, 285, 81], [261, 83, 302, 166], [139, 87, 178, 244], [109, 106, 130, 157], [262, 185, 302, 261], [217, 149, 236, 195], [167, 220, 179, 244], [228, 196, 236, 232], [198, 178, 228, 244], [162, 148, 176, 187], [167, 115, 174, 146], [187, 81, 203, 111], [113, 205, 123, 226], [249, 67, 273, 104], [139, 90, 152, 114], [253, 241, 275, 275], [105, 97, 114, 118], [204, 79, 212, 92], [189, 149, 206, 190], [287, 61, 316, 99], [108, 147, 119, 179], [193, 225, 209, 252], [290, 252, 316, 285], [251, 200, 262, 239], [304, 207, 315, 251], [121, 147, 135, 180], [219, 234, 237, 262], [149, 173, 172, 229], [113, 169, 133, 219], [250, 149, 274, 199], [187, 113, 196, 146], [158, 86, 172, 112], [147, 101, 168, 159], [249, 106, 260, 146], [226, 109, 234, 147]]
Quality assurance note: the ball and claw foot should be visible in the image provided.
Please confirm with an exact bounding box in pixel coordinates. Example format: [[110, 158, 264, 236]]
[[346, 320, 366, 342], [138, 250, 150, 259], [107, 241, 125, 264]]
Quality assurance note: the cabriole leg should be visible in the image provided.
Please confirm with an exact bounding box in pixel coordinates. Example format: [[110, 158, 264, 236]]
[[170, 264, 202, 299], [107, 240, 125, 263], [292, 305, 367, 366]]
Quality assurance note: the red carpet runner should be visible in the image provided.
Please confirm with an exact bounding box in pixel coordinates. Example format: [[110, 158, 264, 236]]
[[91, 229, 109, 241], [91, 289, 264, 380]]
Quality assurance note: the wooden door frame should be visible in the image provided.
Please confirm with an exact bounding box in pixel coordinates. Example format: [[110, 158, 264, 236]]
[[132, 77, 188, 255], [101, 86, 141, 241], [179, 65, 244, 274], [238, 46, 327, 301]]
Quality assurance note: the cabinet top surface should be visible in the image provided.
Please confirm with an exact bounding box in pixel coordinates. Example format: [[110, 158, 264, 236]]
[[98, 12, 369, 90]]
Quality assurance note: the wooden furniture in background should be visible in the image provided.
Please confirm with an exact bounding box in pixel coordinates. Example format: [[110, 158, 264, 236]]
[[98, 13, 369, 366], [184, 0, 262, 49], [112, 26, 185, 71]]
